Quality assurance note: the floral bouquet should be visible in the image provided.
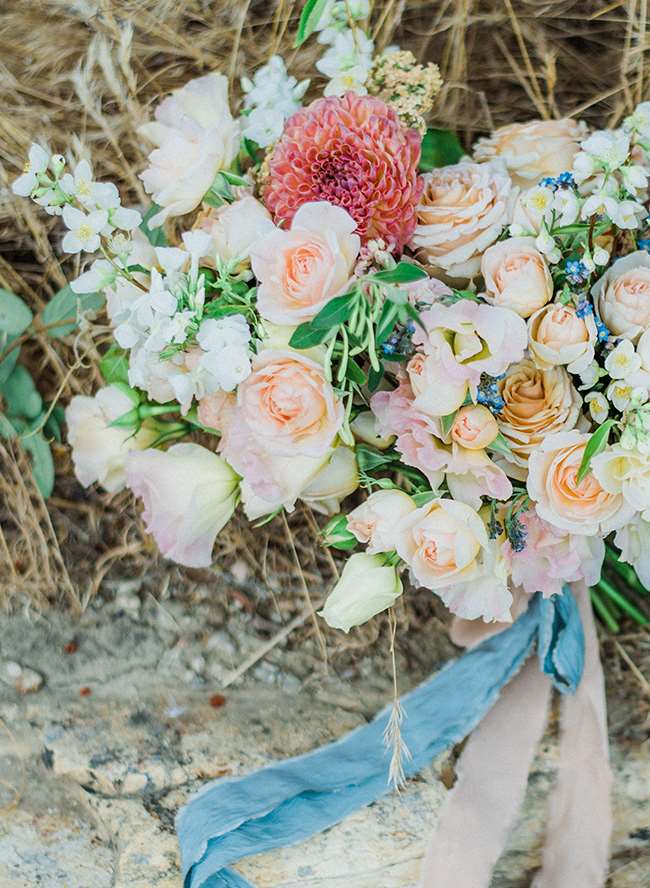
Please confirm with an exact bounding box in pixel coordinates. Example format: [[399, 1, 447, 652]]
[[6, 1, 649, 884]]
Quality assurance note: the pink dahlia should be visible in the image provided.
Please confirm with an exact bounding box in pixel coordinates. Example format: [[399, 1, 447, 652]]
[[264, 92, 423, 251]]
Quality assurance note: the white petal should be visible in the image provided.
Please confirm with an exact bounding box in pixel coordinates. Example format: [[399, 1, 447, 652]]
[[11, 172, 36, 196]]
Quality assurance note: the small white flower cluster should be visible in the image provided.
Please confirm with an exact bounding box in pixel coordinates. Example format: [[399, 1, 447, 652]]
[[314, 1, 374, 96], [584, 336, 650, 422], [241, 56, 309, 148], [12, 146, 141, 249], [573, 129, 648, 229]]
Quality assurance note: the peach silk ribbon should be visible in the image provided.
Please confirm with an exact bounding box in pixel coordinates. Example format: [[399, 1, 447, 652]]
[[418, 581, 612, 888]]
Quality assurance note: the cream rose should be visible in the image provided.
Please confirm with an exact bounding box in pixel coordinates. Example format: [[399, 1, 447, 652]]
[[451, 405, 499, 450], [126, 443, 238, 568], [395, 498, 512, 622], [139, 73, 240, 227], [473, 119, 584, 189], [220, 348, 344, 515], [527, 431, 634, 536], [481, 237, 553, 318], [591, 251, 650, 342], [347, 489, 417, 554], [252, 201, 360, 325], [591, 444, 650, 517], [319, 553, 403, 632], [497, 360, 582, 476], [197, 196, 274, 265], [65, 386, 157, 493], [528, 303, 597, 374], [409, 161, 513, 280]]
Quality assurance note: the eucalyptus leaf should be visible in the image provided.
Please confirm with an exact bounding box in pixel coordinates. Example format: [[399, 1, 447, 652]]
[[0, 289, 33, 336], [288, 322, 332, 349], [42, 284, 105, 338], [371, 262, 428, 285], [0, 412, 16, 439], [99, 345, 130, 384], [577, 419, 616, 483], [310, 291, 357, 329], [0, 364, 42, 420], [419, 128, 464, 171], [0, 335, 20, 385], [21, 431, 55, 498], [294, 0, 328, 46]]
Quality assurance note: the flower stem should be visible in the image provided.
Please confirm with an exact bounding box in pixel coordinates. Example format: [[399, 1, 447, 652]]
[[590, 587, 620, 633], [597, 577, 649, 626]]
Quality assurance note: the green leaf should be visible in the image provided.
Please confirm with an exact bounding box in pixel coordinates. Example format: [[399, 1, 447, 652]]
[[44, 404, 65, 443], [368, 361, 384, 393], [0, 335, 20, 385], [0, 289, 33, 336], [140, 204, 167, 246], [294, 0, 328, 46], [412, 490, 437, 507], [0, 364, 42, 420], [440, 411, 456, 438], [310, 291, 357, 330], [577, 419, 616, 483], [0, 412, 16, 439], [356, 444, 395, 473], [21, 431, 55, 498], [375, 301, 400, 346], [288, 322, 332, 349], [42, 284, 105, 338], [345, 357, 367, 386], [99, 345, 130, 384], [221, 170, 251, 187], [419, 128, 464, 171], [371, 262, 428, 285], [488, 432, 514, 459]]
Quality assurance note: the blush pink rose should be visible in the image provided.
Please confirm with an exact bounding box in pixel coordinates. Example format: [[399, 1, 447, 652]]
[[197, 390, 236, 432], [528, 303, 597, 374], [591, 251, 650, 342], [451, 405, 499, 450], [481, 236, 553, 318], [126, 443, 238, 567], [220, 348, 344, 515], [527, 431, 634, 536], [251, 201, 360, 325], [347, 489, 417, 553]]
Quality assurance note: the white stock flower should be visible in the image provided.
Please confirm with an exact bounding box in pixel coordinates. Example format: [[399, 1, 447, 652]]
[[625, 101, 650, 139], [578, 129, 630, 172], [12, 143, 49, 196], [604, 339, 642, 379], [319, 552, 402, 632], [241, 55, 309, 148], [585, 391, 609, 423], [61, 205, 108, 253], [316, 29, 374, 96]]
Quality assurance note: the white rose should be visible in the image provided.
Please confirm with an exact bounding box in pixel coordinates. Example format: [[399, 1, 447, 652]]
[[481, 236, 553, 318], [65, 385, 156, 493], [347, 489, 417, 553], [139, 73, 240, 227], [319, 553, 403, 632]]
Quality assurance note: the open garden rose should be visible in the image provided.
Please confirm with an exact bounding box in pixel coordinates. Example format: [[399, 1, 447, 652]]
[[481, 237, 553, 318], [65, 385, 157, 493], [139, 73, 240, 227], [527, 431, 634, 535], [252, 201, 360, 325], [347, 489, 417, 553], [473, 118, 584, 189], [528, 303, 597, 373], [126, 443, 239, 568], [319, 553, 403, 632], [409, 161, 513, 279], [497, 360, 582, 476], [591, 251, 650, 341], [395, 498, 512, 622]]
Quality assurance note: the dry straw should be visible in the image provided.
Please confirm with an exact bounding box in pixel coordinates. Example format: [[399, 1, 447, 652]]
[[1, 0, 649, 614]]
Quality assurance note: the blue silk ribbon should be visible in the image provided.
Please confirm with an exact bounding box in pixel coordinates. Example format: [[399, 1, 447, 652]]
[[177, 588, 584, 888]]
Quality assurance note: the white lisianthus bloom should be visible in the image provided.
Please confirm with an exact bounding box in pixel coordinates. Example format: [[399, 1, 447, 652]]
[[319, 552, 403, 632], [604, 339, 642, 379], [126, 443, 239, 568], [300, 446, 359, 514], [12, 143, 49, 196], [316, 29, 374, 96], [61, 205, 108, 253], [139, 72, 240, 227], [65, 385, 156, 493], [615, 515, 650, 587], [585, 391, 609, 424]]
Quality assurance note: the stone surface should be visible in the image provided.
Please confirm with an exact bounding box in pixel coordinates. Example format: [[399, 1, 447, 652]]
[[0, 590, 648, 887]]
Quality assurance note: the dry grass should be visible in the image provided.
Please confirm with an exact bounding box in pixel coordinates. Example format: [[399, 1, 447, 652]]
[[0, 0, 650, 640]]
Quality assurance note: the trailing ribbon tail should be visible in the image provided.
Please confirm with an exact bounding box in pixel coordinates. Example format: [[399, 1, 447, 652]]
[[176, 589, 587, 888]]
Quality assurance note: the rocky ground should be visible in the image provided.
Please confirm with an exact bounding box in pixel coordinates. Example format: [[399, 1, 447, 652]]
[[1, 575, 649, 888]]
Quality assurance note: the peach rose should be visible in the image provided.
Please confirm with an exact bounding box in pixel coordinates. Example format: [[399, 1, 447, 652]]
[[197, 196, 274, 265], [481, 237, 553, 318], [528, 303, 597, 374], [409, 161, 513, 280], [497, 360, 582, 477], [347, 489, 417, 554], [527, 431, 634, 536], [591, 251, 650, 342], [473, 119, 584, 189], [451, 405, 498, 450], [197, 390, 236, 432], [395, 498, 512, 622], [220, 348, 344, 514], [251, 201, 360, 325]]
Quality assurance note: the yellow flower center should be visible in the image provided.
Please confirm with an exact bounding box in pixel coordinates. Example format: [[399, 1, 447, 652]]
[[77, 223, 93, 240]]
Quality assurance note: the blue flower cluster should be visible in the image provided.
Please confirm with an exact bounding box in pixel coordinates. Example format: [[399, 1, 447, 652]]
[[595, 316, 610, 342], [565, 258, 590, 286], [477, 374, 505, 414], [576, 299, 594, 318], [506, 512, 528, 553], [637, 237, 650, 253], [539, 171, 576, 191], [381, 320, 416, 357]]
